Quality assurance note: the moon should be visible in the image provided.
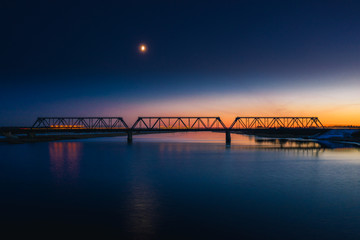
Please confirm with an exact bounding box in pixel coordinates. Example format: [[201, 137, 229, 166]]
[[139, 44, 147, 53]]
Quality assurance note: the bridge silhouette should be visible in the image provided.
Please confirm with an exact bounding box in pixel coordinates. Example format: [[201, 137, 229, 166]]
[[1, 116, 325, 145]]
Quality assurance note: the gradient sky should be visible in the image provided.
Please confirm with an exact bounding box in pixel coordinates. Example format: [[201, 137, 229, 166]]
[[1, 0, 360, 126]]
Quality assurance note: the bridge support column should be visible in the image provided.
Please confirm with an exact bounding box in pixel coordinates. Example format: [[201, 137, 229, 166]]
[[127, 131, 133, 144], [226, 131, 231, 147]]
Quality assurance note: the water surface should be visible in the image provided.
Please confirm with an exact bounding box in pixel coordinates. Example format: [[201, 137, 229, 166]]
[[1, 132, 360, 239]]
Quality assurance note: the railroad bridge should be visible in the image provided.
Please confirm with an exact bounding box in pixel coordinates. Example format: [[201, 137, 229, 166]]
[[1, 116, 325, 145]]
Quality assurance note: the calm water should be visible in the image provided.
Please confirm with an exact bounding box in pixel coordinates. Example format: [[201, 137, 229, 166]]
[[1, 132, 360, 239]]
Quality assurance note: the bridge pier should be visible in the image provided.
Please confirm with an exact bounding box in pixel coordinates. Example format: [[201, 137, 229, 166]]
[[226, 131, 231, 147], [127, 131, 133, 144]]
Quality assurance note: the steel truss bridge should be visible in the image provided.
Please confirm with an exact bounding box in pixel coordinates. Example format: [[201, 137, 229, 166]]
[[1, 116, 325, 145], [132, 117, 227, 130], [32, 117, 129, 129], [230, 117, 323, 129]]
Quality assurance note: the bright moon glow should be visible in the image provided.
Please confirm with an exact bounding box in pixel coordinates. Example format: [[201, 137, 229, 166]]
[[139, 44, 147, 53]]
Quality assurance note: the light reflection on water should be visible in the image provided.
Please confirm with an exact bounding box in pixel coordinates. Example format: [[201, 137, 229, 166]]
[[127, 179, 158, 236], [1, 132, 360, 238], [49, 142, 83, 181], [81, 132, 360, 159]]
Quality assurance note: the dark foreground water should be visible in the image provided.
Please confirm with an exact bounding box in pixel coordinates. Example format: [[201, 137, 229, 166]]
[[1, 133, 360, 239]]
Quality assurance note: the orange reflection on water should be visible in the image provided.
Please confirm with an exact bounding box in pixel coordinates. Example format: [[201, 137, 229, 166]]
[[49, 142, 83, 181]]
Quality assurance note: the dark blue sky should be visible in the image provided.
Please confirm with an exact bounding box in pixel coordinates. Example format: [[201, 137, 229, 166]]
[[1, 1, 360, 125]]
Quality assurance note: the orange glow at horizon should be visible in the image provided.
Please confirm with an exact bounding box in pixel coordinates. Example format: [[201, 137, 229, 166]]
[[61, 77, 360, 128], [105, 84, 360, 127]]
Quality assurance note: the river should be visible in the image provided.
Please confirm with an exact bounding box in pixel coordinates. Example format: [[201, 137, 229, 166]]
[[1, 132, 360, 239]]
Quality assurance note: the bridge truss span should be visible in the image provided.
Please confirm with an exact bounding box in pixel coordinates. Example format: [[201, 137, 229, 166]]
[[229, 117, 324, 129], [32, 117, 129, 129], [132, 117, 227, 130], [3, 116, 327, 145]]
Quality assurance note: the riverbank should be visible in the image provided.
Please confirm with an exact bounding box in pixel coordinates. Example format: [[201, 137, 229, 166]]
[[0, 131, 172, 144], [239, 128, 360, 145], [0, 132, 128, 144]]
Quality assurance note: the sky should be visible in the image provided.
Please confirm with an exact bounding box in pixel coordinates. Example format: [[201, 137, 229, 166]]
[[1, 0, 360, 126]]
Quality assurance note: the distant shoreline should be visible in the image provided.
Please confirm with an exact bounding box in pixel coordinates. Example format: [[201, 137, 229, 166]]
[[1, 129, 360, 145], [237, 128, 360, 146]]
